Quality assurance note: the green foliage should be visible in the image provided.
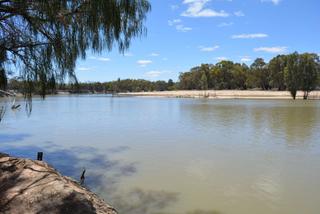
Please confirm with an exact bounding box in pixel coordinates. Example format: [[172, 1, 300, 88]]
[[250, 58, 270, 90], [269, 55, 287, 90], [284, 53, 300, 99], [298, 53, 319, 99], [5, 78, 177, 94], [179, 52, 320, 99], [234, 63, 249, 89], [200, 72, 208, 90], [214, 61, 234, 89], [284, 52, 320, 99], [0, 0, 151, 97], [167, 79, 176, 90]]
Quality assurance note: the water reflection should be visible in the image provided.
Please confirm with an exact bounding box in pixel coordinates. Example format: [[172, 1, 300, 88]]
[[0, 142, 179, 213], [180, 100, 320, 148], [250, 102, 319, 147], [186, 210, 223, 214], [1, 97, 320, 214], [180, 100, 248, 129], [0, 133, 31, 143], [112, 188, 178, 214]]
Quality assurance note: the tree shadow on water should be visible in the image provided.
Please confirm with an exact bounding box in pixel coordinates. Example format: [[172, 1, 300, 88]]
[[112, 188, 178, 214], [0, 143, 133, 192], [1, 142, 180, 213]]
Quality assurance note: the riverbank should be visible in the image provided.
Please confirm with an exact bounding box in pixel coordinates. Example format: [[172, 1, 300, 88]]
[[0, 153, 117, 214], [118, 90, 320, 100]]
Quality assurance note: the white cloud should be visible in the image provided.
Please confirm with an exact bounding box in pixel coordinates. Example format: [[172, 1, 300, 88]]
[[150, 53, 160, 57], [234, 10, 245, 17], [254, 46, 288, 53], [162, 57, 168, 61], [78, 67, 92, 71], [261, 0, 281, 5], [218, 22, 233, 27], [124, 52, 133, 57], [168, 19, 182, 26], [240, 56, 252, 62], [176, 24, 192, 32], [144, 70, 171, 78], [171, 5, 179, 11], [144, 70, 163, 78], [97, 57, 110, 61], [199, 45, 219, 52], [137, 60, 152, 67], [231, 33, 268, 39], [216, 57, 228, 61], [168, 19, 192, 32], [181, 0, 229, 17], [89, 56, 111, 61]]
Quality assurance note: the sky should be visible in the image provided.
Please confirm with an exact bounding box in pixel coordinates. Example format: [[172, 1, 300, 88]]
[[75, 0, 320, 82]]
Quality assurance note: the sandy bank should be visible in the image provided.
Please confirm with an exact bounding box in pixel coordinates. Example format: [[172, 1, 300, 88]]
[[0, 153, 117, 214], [118, 90, 320, 100]]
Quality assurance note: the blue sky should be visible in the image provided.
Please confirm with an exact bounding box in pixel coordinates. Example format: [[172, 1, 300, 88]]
[[76, 0, 320, 82]]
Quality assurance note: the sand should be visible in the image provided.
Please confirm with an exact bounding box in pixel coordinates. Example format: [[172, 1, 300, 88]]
[[118, 90, 320, 100]]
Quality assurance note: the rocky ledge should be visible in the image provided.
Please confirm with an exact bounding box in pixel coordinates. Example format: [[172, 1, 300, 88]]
[[0, 153, 117, 214]]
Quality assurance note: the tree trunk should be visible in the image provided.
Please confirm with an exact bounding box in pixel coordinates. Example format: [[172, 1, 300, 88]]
[[290, 90, 297, 100], [303, 91, 309, 100]]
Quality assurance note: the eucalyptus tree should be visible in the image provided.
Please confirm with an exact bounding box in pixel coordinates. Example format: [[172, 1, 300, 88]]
[[298, 53, 319, 99], [269, 55, 287, 90], [284, 52, 300, 99], [232, 63, 248, 89], [214, 60, 234, 89], [200, 71, 208, 90], [0, 0, 151, 97], [250, 58, 270, 90]]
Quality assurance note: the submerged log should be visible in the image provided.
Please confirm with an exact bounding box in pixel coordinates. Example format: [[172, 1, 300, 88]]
[[0, 153, 117, 214]]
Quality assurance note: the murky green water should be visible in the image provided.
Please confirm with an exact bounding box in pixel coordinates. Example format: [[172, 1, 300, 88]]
[[1, 95, 320, 214]]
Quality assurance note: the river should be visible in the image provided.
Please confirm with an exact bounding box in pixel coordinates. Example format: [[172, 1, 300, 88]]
[[0, 95, 319, 214]]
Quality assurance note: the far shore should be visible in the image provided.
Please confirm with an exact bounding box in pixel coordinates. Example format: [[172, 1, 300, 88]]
[[118, 90, 320, 100], [2, 90, 320, 100]]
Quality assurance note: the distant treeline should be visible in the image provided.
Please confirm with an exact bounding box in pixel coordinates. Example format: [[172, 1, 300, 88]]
[[2, 52, 319, 99], [179, 52, 320, 99], [6, 77, 178, 94]]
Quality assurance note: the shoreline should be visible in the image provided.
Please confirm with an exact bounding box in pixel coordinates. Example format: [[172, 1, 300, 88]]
[[0, 153, 117, 214], [118, 90, 320, 100]]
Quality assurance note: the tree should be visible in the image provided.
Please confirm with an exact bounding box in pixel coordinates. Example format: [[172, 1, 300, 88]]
[[200, 72, 208, 90], [167, 79, 175, 90], [232, 63, 248, 89], [214, 61, 234, 89], [0, 0, 151, 97], [154, 81, 167, 91], [298, 53, 319, 99], [269, 55, 287, 90], [48, 74, 56, 94], [284, 53, 300, 99], [250, 58, 270, 90], [0, 67, 7, 90], [199, 64, 214, 88]]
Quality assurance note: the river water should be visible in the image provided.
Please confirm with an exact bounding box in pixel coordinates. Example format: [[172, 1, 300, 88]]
[[0, 95, 320, 214]]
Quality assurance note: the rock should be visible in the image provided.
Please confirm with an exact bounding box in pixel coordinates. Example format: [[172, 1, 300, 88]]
[[0, 153, 117, 214]]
